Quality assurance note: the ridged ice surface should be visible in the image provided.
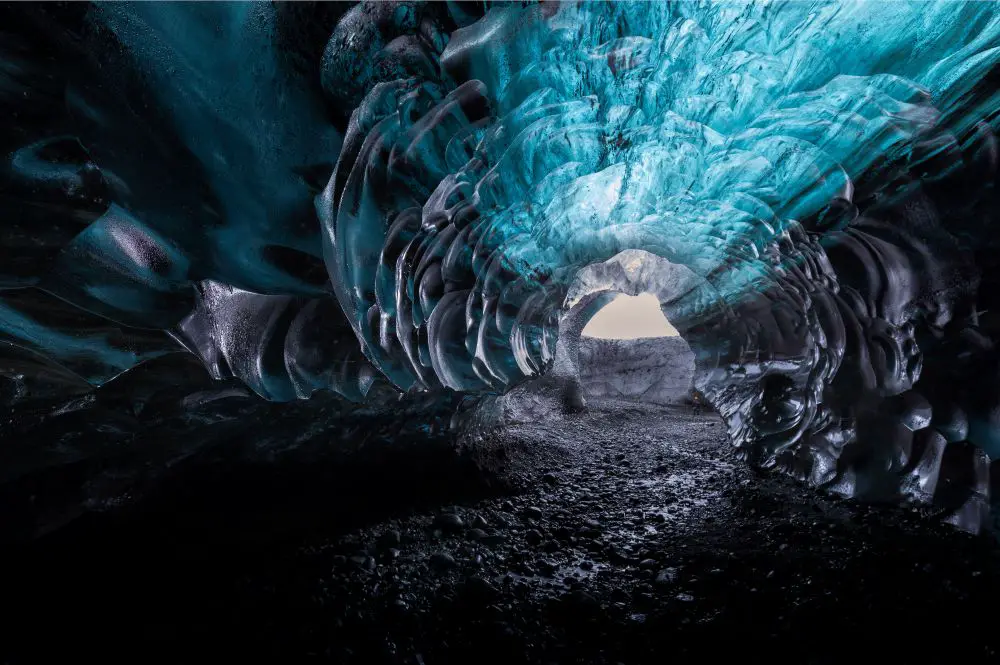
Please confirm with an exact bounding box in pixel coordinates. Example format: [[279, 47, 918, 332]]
[[317, 1, 1000, 529], [324, 0, 986, 389], [4, 2, 1000, 531]]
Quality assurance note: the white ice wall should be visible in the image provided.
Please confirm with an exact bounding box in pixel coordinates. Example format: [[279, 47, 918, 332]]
[[576, 336, 695, 405]]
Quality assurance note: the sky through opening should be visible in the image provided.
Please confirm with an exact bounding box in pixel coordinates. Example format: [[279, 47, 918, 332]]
[[581, 292, 679, 340]]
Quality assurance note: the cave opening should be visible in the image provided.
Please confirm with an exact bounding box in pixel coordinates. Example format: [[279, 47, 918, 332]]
[[575, 291, 696, 406], [552, 251, 700, 407]]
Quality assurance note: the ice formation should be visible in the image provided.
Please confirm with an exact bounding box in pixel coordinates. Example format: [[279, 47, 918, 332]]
[[577, 336, 696, 406], [4, 1, 1000, 530]]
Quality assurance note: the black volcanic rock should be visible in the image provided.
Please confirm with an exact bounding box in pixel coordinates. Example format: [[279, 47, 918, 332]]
[[4, 401, 1000, 665]]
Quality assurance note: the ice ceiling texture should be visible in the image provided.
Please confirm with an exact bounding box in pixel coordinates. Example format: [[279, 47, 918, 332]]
[[4, 1, 1000, 532]]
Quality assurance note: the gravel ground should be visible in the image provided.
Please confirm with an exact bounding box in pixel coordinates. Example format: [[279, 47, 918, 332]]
[[3, 400, 1000, 664]]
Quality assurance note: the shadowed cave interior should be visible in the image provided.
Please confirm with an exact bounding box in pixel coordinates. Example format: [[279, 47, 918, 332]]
[[6, 1, 1000, 663]]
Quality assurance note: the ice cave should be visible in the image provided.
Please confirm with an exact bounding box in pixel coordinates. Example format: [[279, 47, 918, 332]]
[[4, 1, 1000, 662]]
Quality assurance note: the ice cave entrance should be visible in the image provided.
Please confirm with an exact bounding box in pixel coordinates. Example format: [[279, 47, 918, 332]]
[[553, 250, 703, 407], [574, 291, 696, 407]]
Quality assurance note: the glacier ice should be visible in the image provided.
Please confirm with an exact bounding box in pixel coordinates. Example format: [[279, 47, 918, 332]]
[[3, 1, 1000, 531], [311, 1, 1000, 528], [577, 336, 697, 407]]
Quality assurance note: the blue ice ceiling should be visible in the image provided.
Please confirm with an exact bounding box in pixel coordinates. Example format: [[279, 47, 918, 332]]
[[3, 1, 1000, 529]]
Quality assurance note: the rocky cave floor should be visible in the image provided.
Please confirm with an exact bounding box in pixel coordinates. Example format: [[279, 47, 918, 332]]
[[4, 399, 1000, 664]]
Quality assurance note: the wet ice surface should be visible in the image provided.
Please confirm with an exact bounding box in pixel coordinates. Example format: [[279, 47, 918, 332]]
[[6, 399, 1000, 664], [6, 0, 1000, 529]]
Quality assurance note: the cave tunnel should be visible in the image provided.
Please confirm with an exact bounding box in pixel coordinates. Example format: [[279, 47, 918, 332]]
[[4, 1, 1000, 663]]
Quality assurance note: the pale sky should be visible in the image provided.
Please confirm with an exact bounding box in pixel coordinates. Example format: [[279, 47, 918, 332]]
[[581, 292, 679, 339]]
